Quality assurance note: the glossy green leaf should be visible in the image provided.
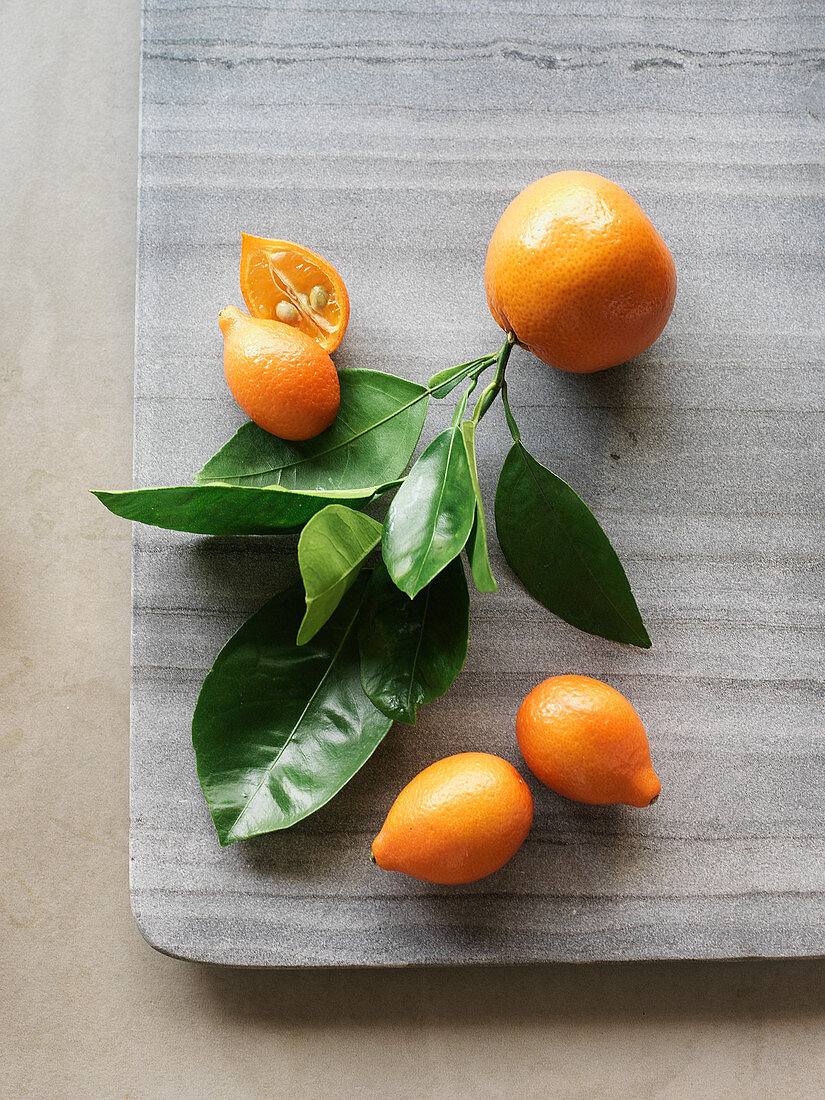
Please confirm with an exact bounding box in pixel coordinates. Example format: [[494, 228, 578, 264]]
[[358, 557, 470, 724], [93, 482, 387, 536], [92, 483, 388, 536], [196, 369, 429, 490], [459, 420, 497, 593], [428, 354, 496, 399], [192, 577, 392, 845], [494, 439, 651, 649], [297, 505, 382, 645], [382, 426, 476, 598]]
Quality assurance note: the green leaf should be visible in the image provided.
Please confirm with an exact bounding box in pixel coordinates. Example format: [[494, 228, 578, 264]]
[[92, 483, 387, 536], [382, 425, 476, 598], [196, 368, 429, 490], [297, 505, 382, 645], [460, 420, 497, 593], [192, 577, 392, 845], [494, 440, 651, 649], [358, 557, 469, 724], [428, 354, 495, 399]]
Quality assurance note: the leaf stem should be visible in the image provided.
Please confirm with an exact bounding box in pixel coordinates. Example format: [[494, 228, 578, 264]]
[[499, 378, 522, 442], [451, 373, 479, 427], [470, 333, 515, 426]]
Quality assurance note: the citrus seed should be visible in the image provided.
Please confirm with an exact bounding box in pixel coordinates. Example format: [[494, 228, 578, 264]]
[[275, 301, 299, 324], [309, 285, 329, 311]]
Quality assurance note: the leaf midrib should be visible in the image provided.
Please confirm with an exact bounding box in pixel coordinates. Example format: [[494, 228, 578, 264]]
[[308, 549, 373, 606], [301, 512, 382, 608], [404, 584, 431, 719], [205, 374, 428, 483], [225, 597, 362, 842], [461, 420, 495, 589], [410, 427, 461, 591]]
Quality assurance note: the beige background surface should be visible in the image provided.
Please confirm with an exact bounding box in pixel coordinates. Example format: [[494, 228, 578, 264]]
[[2, 2, 824, 1096]]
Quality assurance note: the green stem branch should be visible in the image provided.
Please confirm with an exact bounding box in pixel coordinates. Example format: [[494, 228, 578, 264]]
[[470, 333, 515, 426], [499, 378, 521, 442], [451, 373, 479, 427]]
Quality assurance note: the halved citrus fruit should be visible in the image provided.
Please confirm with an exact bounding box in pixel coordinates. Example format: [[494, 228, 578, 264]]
[[240, 234, 350, 353]]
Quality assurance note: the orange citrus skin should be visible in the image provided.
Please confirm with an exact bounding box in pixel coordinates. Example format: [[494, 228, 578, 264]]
[[371, 752, 534, 885], [516, 675, 661, 807], [485, 171, 676, 373], [240, 235, 350, 353], [219, 306, 340, 441]]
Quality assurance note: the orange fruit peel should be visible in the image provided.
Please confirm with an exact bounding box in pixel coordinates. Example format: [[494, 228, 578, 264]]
[[485, 171, 676, 373], [516, 674, 661, 807], [219, 306, 340, 441], [240, 234, 350, 353], [371, 752, 534, 884]]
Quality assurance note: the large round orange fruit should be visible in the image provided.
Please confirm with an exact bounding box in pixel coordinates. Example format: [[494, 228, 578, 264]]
[[485, 171, 676, 373]]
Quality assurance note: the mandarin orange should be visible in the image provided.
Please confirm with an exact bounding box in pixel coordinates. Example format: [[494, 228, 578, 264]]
[[485, 171, 676, 373], [371, 752, 533, 884], [219, 306, 340, 441], [516, 675, 660, 807]]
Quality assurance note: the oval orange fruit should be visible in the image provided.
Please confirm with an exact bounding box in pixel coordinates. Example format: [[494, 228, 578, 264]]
[[219, 306, 340, 441], [485, 171, 676, 373], [240, 234, 350, 353], [516, 674, 660, 807], [371, 752, 533, 884]]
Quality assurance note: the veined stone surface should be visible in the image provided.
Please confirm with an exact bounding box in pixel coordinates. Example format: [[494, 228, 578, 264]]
[[132, 0, 825, 965]]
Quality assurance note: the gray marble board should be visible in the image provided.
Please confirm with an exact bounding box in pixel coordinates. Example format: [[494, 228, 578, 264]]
[[131, 0, 825, 965]]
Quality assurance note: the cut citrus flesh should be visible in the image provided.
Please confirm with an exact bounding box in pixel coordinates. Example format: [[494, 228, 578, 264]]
[[240, 234, 350, 353]]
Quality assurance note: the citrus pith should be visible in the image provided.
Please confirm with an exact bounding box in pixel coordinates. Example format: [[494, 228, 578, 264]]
[[240, 235, 350, 353]]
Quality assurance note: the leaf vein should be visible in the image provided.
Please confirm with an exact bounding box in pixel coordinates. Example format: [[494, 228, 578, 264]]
[[410, 427, 462, 590], [405, 584, 431, 719], [225, 596, 363, 841]]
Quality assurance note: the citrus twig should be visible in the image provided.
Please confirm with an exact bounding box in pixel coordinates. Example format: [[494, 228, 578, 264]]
[[451, 373, 480, 428], [499, 377, 521, 442], [469, 332, 515, 426]]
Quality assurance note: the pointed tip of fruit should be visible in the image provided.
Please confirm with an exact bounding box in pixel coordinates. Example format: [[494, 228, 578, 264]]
[[218, 305, 243, 334], [633, 769, 661, 808], [371, 832, 390, 869]]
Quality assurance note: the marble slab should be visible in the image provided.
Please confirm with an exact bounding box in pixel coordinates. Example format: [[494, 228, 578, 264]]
[[131, 0, 825, 964]]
